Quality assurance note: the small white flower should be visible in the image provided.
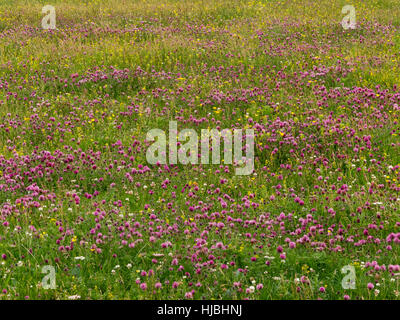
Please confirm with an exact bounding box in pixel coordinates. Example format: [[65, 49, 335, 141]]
[[264, 255, 275, 260], [68, 295, 81, 300], [74, 256, 85, 260]]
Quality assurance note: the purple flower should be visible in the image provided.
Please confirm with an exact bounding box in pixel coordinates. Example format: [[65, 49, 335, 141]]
[[155, 282, 162, 289], [140, 283, 147, 291]]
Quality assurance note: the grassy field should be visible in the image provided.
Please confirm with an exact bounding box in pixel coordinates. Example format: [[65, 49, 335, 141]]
[[0, 0, 400, 300]]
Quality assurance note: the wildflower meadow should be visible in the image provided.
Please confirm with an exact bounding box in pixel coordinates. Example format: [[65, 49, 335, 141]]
[[0, 0, 400, 300]]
